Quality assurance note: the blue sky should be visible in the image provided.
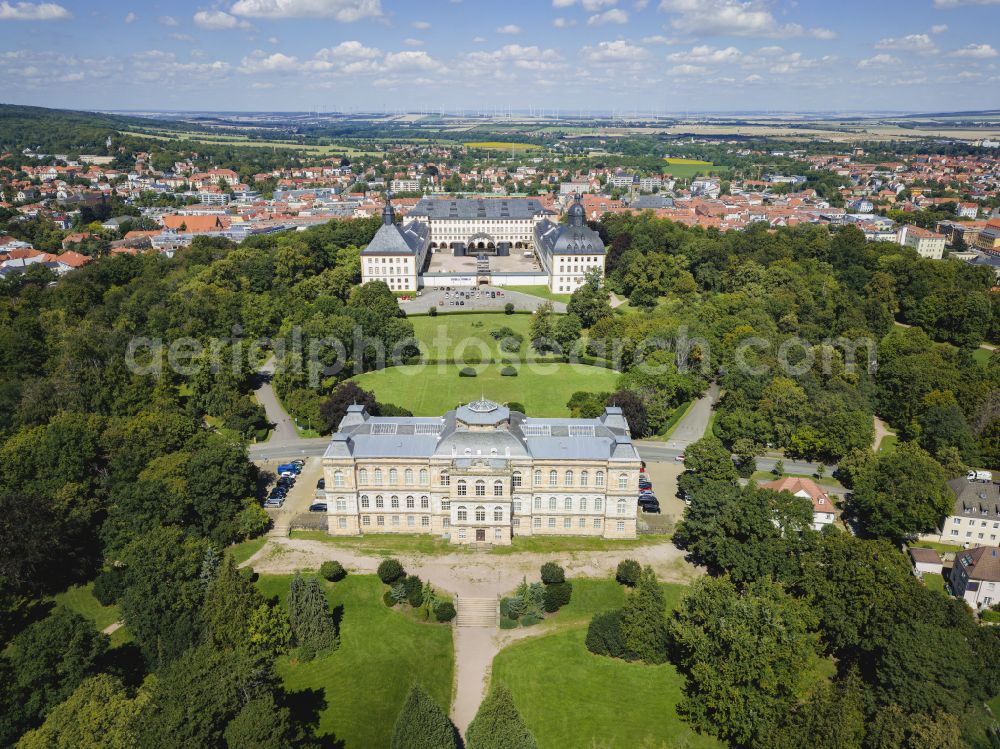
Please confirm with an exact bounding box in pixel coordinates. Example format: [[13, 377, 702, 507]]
[[0, 0, 999, 113]]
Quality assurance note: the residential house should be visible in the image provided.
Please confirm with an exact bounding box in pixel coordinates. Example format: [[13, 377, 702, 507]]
[[759, 476, 836, 531], [932, 478, 1000, 545], [899, 225, 946, 259], [950, 546, 1000, 609], [910, 547, 944, 576]]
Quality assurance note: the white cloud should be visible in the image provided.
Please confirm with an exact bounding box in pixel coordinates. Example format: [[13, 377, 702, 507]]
[[194, 10, 251, 30], [158, 15, 179, 26], [403, 37, 423, 46], [124, 12, 137, 24], [465, 44, 565, 73], [473, 35, 486, 42], [582, 39, 648, 61], [383, 50, 444, 71], [229, 0, 382, 22], [641, 34, 671, 44], [668, 44, 742, 63], [875, 34, 937, 53], [934, 0, 1000, 6], [314, 40, 381, 61], [931, 24, 948, 33], [239, 50, 299, 73], [949, 42, 998, 58], [411, 20, 430, 29], [658, 0, 826, 39], [553, 16, 576, 27], [588, 8, 627, 24], [667, 63, 706, 75], [170, 32, 195, 42], [0, 2, 70, 21], [553, 0, 619, 8], [811, 28, 837, 40], [858, 53, 899, 68], [496, 24, 522, 34]]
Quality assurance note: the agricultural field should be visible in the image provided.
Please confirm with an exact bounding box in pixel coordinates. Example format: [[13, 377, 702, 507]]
[[350, 362, 619, 416], [664, 157, 713, 165], [662, 157, 728, 178]]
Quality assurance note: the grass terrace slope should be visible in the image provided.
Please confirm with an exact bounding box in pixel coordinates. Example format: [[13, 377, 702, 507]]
[[351, 362, 618, 416], [256, 573, 454, 749]]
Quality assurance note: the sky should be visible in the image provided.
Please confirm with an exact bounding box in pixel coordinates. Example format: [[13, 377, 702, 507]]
[[0, 0, 999, 114]]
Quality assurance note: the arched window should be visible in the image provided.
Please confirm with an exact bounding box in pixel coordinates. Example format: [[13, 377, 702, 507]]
[[404, 468, 413, 485], [457, 480, 467, 496], [494, 480, 504, 497], [333, 470, 344, 487], [533, 497, 541, 510], [390, 496, 399, 509], [595, 498, 604, 511], [565, 470, 573, 486], [580, 497, 588, 511], [548, 496, 557, 510], [406, 496, 415, 509], [617, 499, 626, 515], [475, 480, 486, 497], [358, 468, 368, 485], [457, 506, 467, 521], [534, 470, 542, 486], [512, 471, 522, 488], [618, 473, 628, 490], [494, 507, 503, 522], [375, 495, 384, 509], [374, 468, 383, 485], [360, 495, 370, 509], [420, 468, 429, 484], [440, 471, 450, 487], [595, 471, 605, 487], [389, 468, 398, 484], [475, 506, 486, 522], [564, 497, 572, 511], [420, 496, 429, 509], [580, 470, 589, 487], [548, 470, 557, 487]]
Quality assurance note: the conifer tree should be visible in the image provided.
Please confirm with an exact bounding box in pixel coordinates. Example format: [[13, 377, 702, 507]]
[[390, 683, 458, 749], [466, 684, 537, 749], [620, 565, 668, 664]]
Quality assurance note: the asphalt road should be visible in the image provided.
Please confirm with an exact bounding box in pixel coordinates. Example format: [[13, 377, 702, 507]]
[[253, 357, 299, 444]]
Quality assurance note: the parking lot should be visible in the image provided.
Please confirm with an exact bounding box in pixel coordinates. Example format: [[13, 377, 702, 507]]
[[257, 456, 325, 526], [638, 460, 687, 533], [399, 286, 567, 314]]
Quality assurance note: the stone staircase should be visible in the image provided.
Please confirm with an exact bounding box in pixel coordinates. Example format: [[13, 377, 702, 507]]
[[455, 596, 498, 628], [268, 521, 290, 538]]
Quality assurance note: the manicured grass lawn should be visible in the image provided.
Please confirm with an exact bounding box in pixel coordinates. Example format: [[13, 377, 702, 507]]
[[988, 693, 1000, 717], [350, 362, 619, 416], [973, 347, 992, 367], [492, 579, 718, 749], [51, 582, 131, 646], [288, 530, 458, 556], [662, 161, 728, 178], [923, 572, 946, 594], [877, 435, 898, 454], [503, 285, 572, 304], [911, 540, 964, 555], [227, 537, 268, 565], [492, 535, 666, 556], [258, 573, 454, 749], [410, 312, 535, 359]]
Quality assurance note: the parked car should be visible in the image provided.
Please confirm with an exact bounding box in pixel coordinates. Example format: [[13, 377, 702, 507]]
[[674, 453, 685, 462], [639, 480, 652, 490], [638, 493, 657, 502], [639, 501, 661, 514], [308, 502, 327, 513], [264, 498, 283, 508], [316, 478, 325, 490]]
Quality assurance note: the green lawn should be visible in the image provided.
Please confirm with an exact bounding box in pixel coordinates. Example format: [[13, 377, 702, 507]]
[[877, 435, 899, 454], [491, 535, 666, 556], [661, 162, 729, 179], [911, 540, 964, 555], [502, 285, 572, 304], [258, 573, 454, 749], [492, 579, 719, 749], [923, 572, 946, 594], [989, 693, 1000, 717], [973, 347, 992, 367], [410, 312, 535, 359], [227, 537, 268, 565], [350, 362, 619, 416], [51, 581, 130, 646]]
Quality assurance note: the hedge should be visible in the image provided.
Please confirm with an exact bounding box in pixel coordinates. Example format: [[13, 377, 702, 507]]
[[435, 601, 457, 622], [500, 366, 518, 377], [520, 614, 543, 627], [543, 582, 573, 613], [499, 617, 519, 629], [459, 367, 477, 377], [540, 561, 565, 585], [320, 560, 347, 582]]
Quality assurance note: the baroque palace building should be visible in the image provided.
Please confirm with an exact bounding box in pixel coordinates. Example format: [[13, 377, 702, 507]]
[[320, 398, 641, 545]]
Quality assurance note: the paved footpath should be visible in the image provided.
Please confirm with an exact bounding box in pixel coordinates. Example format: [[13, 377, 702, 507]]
[[242, 535, 699, 733]]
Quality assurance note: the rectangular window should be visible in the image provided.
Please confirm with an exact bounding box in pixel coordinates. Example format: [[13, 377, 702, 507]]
[[548, 518, 556, 528], [443, 518, 450, 528], [564, 517, 572, 529], [513, 501, 521, 513], [336, 499, 347, 511], [617, 521, 625, 532], [595, 498, 603, 511], [362, 515, 371, 526], [391, 516, 400, 526], [579, 518, 586, 528], [513, 518, 520, 527], [377, 515, 385, 526], [494, 528, 503, 541], [422, 516, 430, 526], [594, 518, 602, 528], [407, 516, 415, 527], [338, 518, 347, 529], [533, 517, 541, 528], [459, 528, 466, 539]]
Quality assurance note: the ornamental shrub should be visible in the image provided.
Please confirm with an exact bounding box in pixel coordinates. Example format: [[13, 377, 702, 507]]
[[378, 558, 405, 584], [504, 302, 515, 315], [466, 684, 538, 749], [520, 614, 542, 627], [459, 367, 477, 377], [507, 402, 526, 414], [543, 582, 573, 613], [585, 609, 627, 658], [390, 583, 409, 604], [499, 617, 518, 630], [390, 683, 459, 749], [540, 561, 565, 585], [500, 596, 525, 620], [383, 590, 396, 607], [500, 366, 518, 377], [428, 306, 437, 317], [615, 559, 641, 587], [435, 601, 456, 622], [320, 560, 346, 582], [404, 575, 424, 607]]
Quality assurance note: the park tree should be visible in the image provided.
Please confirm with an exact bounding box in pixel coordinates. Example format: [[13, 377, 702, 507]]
[[288, 574, 338, 659], [761, 668, 867, 749], [849, 441, 952, 541], [390, 683, 458, 749], [466, 684, 537, 749], [605, 389, 649, 438], [620, 566, 669, 664], [223, 693, 301, 749], [668, 576, 821, 746], [553, 313, 582, 353], [567, 268, 612, 328], [529, 301, 557, 354], [201, 555, 264, 651], [319, 382, 379, 434], [15, 674, 151, 749]]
